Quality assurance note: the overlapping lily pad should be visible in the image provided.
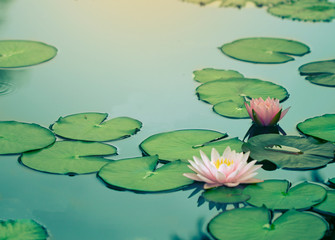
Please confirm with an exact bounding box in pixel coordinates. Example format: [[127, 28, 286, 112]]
[[0, 40, 57, 68], [297, 114, 335, 143], [20, 141, 116, 175], [203, 187, 250, 204], [0, 121, 55, 155], [242, 134, 335, 170], [140, 129, 243, 162], [299, 59, 335, 87], [208, 207, 327, 240], [193, 68, 243, 83], [220, 38, 310, 63], [98, 156, 194, 192], [0, 219, 48, 240], [268, 0, 335, 22], [51, 112, 142, 142], [196, 78, 288, 118], [314, 190, 335, 216], [182, 0, 290, 8], [243, 180, 326, 210]]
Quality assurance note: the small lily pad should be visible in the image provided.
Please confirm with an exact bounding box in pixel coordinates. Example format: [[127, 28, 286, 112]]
[[193, 68, 243, 83], [244, 180, 326, 210], [140, 129, 243, 162], [196, 78, 288, 118], [20, 141, 116, 175], [98, 156, 194, 192], [208, 207, 328, 240], [242, 134, 335, 170], [314, 190, 335, 216], [329, 177, 335, 187], [297, 114, 335, 143], [220, 37, 310, 64], [182, 0, 290, 8], [51, 112, 142, 142], [203, 187, 250, 204], [0, 40, 57, 68], [0, 121, 55, 155], [299, 59, 335, 87], [0, 219, 48, 240], [268, 0, 335, 22]]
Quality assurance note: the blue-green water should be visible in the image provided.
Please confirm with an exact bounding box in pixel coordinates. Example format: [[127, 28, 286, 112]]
[[0, 0, 334, 239]]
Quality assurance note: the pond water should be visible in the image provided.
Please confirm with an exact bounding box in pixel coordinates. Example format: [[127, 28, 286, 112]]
[[0, 0, 335, 239]]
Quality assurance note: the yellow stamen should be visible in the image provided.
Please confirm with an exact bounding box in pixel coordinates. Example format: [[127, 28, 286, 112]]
[[214, 158, 234, 169]]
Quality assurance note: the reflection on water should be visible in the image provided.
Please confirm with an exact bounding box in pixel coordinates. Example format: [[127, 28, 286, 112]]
[[0, 70, 28, 96], [171, 218, 211, 240]]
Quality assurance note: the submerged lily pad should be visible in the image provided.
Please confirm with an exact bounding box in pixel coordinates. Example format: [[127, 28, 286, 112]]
[[0, 121, 55, 155], [244, 180, 326, 210], [193, 68, 243, 83], [242, 134, 335, 170], [98, 156, 194, 192], [182, 0, 290, 8], [51, 112, 142, 142], [268, 0, 335, 22], [0, 219, 48, 240], [314, 190, 335, 216], [208, 207, 327, 240], [140, 129, 243, 162], [203, 187, 250, 204], [196, 78, 288, 118], [0, 40, 57, 68], [220, 38, 309, 63], [297, 114, 335, 143], [299, 59, 335, 87], [20, 141, 116, 175]]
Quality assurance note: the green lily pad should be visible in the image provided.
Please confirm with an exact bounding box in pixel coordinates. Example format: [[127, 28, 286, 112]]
[[0, 40, 57, 68], [20, 141, 116, 175], [314, 190, 335, 216], [244, 180, 326, 210], [297, 114, 335, 143], [329, 177, 335, 186], [51, 112, 142, 142], [268, 0, 335, 22], [182, 0, 290, 8], [139, 129, 243, 162], [98, 156, 194, 192], [220, 38, 310, 63], [208, 207, 327, 240], [193, 68, 243, 83], [0, 219, 48, 240], [299, 59, 335, 87], [242, 134, 335, 170], [196, 78, 288, 118], [203, 187, 250, 204], [0, 121, 55, 155]]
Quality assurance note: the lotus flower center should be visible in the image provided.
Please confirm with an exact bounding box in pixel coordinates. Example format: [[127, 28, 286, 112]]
[[214, 158, 233, 169]]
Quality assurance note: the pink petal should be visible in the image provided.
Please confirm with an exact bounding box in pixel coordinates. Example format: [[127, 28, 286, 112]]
[[279, 106, 290, 120]]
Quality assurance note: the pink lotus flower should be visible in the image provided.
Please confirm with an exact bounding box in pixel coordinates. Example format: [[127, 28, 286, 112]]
[[245, 97, 290, 126], [183, 147, 263, 189]]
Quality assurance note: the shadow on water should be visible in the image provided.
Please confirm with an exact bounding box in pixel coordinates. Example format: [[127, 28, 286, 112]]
[[0, 70, 29, 96], [170, 218, 211, 240]]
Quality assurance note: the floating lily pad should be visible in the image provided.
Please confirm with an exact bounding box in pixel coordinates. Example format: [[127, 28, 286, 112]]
[[0, 219, 48, 240], [20, 141, 116, 175], [196, 78, 288, 118], [51, 112, 142, 142], [268, 0, 335, 22], [98, 156, 194, 192], [208, 207, 327, 240], [220, 38, 309, 63], [0, 121, 55, 155], [314, 190, 335, 216], [182, 0, 290, 8], [0, 40, 57, 68], [299, 59, 335, 87], [242, 134, 335, 170], [243, 180, 326, 210], [297, 114, 335, 143], [193, 68, 243, 83], [140, 129, 243, 162], [329, 177, 335, 187], [203, 187, 250, 204]]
